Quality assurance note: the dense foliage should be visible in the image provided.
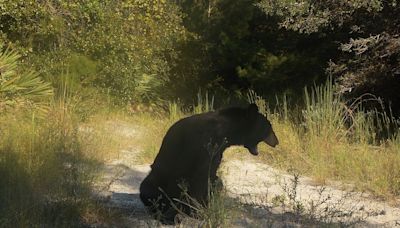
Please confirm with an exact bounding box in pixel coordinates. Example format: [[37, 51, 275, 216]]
[[0, 0, 185, 102], [258, 0, 400, 112], [0, 0, 399, 113], [172, 0, 337, 102]]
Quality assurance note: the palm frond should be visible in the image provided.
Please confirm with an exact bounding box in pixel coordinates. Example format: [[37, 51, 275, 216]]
[[0, 46, 53, 115]]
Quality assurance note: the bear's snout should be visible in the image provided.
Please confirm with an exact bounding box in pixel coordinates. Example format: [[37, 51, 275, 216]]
[[264, 131, 279, 147]]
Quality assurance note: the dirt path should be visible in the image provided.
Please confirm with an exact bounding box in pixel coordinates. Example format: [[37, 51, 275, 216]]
[[222, 159, 400, 227], [93, 120, 400, 227]]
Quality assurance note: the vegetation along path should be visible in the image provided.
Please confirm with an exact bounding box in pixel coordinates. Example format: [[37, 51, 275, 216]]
[[93, 119, 400, 227]]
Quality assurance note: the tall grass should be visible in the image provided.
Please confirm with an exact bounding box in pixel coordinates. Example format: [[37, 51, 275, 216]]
[[0, 106, 99, 227], [193, 90, 214, 114], [248, 90, 268, 116], [303, 78, 348, 142], [259, 79, 400, 198], [0, 73, 113, 226]]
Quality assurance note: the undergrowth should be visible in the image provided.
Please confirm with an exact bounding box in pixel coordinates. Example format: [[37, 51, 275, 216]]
[[0, 82, 120, 227], [0, 106, 98, 227]]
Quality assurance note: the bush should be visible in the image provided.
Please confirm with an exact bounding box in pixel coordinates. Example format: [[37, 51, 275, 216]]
[[0, 0, 186, 103], [0, 45, 53, 115]]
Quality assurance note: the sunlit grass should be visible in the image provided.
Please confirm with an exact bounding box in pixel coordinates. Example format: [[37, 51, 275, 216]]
[[0, 108, 98, 226], [257, 80, 400, 199], [0, 91, 123, 226]]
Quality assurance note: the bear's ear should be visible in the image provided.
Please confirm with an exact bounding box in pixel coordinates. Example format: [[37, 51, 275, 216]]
[[247, 103, 259, 114]]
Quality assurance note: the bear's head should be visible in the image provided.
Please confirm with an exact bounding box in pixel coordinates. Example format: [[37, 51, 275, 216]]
[[244, 104, 279, 155]]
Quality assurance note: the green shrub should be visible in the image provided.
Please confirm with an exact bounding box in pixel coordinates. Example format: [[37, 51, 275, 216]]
[[0, 0, 186, 103], [0, 45, 53, 115]]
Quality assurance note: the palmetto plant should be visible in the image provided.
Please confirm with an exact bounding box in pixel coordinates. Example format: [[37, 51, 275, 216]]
[[0, 46, 53, 114]]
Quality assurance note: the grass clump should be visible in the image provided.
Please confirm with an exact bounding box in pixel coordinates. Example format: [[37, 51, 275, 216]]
[[0, 106, 100, 227], [178, 187, 235, 228]]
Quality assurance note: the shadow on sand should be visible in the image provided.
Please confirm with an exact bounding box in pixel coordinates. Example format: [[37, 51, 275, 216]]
[[95, 164, 375, 227]]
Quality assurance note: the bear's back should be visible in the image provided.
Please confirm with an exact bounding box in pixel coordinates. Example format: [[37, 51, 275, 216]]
[[149, 111, 231, 177]]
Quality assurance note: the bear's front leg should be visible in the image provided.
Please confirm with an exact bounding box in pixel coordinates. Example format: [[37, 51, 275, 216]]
[[209, 151, 224, 192], [187, 162, 210, 208]]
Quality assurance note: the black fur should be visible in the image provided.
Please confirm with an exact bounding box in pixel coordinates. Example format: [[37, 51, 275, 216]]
[[139, 104, 278, 223]]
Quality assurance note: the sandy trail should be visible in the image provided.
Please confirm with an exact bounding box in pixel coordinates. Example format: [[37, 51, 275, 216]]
[[222, 159, 400, 227], [94, 120, 400, 227]]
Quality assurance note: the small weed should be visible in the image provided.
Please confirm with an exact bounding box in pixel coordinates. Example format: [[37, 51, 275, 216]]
[[276, 171, 371, 226], [169, 183, 235, 228]]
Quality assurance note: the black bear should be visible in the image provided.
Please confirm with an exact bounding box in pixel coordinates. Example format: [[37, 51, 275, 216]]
[[139, 104, 279, 223]]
